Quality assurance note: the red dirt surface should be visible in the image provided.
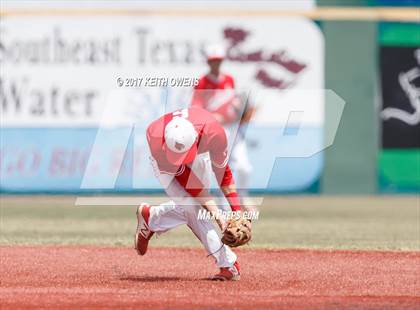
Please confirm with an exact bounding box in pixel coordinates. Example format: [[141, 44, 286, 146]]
[[0, 246, 419, 309]]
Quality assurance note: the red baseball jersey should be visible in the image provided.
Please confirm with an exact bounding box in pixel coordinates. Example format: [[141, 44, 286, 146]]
[[194, 73, 235, 92], [147, 107, 240, 210], [191, 73, 238, 123], [147, 107, 228, 175]]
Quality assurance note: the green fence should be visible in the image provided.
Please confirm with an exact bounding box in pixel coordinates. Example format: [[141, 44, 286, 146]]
[[318, 4, 419, 193]]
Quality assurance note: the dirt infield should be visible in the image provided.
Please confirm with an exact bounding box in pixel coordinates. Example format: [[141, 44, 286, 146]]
[[1, 246, 419, 309]]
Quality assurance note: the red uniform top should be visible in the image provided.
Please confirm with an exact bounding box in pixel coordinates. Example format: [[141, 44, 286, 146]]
[[147, 107, 228, 174], [191, 73, 239, 124], [146, 107, 238, 210], [194, 73, 235, 93]]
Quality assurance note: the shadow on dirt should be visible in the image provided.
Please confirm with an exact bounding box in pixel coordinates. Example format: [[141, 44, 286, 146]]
[[120, 276, 189, 282]]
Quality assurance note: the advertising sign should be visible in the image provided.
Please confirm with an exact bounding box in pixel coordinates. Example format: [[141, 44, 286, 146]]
[[379, 23, 420, 192], [0, 11, 324, 192]]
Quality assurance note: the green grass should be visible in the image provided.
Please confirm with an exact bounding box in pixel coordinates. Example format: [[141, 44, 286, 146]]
[[0, 195, 419, 251]]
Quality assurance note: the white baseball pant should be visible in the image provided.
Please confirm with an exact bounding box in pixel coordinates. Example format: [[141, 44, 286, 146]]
[[147, 153, 237, 268]]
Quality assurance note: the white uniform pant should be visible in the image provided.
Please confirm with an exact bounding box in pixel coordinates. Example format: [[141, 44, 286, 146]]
[[148, 153, 237, 268]]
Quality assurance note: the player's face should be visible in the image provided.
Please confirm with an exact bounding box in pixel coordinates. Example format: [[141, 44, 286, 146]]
[[207, 59, 223, 74]]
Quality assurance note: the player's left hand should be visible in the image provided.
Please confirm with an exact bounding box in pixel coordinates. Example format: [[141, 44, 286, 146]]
[[221, 217, 252, 248]]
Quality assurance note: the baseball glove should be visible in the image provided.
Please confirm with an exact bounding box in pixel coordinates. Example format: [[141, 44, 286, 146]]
[[221, 217, 252, 247]]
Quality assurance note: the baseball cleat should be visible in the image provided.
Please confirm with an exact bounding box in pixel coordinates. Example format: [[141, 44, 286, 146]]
[[134, 203, 154, 256], [212, 261, 240, 281]]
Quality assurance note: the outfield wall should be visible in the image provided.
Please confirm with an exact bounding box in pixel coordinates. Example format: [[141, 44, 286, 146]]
[[1, 1, 419, 194], [317, 0, 419, 194], [321, 20, 419, 194], [0, 4, 325, 193]]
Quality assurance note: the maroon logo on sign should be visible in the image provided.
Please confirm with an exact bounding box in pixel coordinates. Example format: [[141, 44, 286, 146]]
[[223, 27, 307, 90]]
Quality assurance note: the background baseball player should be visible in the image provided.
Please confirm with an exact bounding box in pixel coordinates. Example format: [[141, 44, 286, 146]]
[[135, 106, 251, 281], [191, 45, 255, 205]]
